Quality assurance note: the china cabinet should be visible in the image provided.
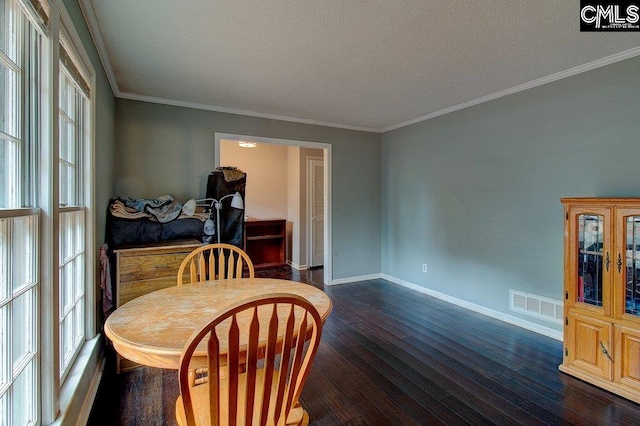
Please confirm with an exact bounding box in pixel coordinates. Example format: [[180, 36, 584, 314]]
[[560, 198, 640, 403]]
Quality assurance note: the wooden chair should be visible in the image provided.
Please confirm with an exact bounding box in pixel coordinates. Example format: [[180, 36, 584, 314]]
[[175, 293, 324, 426], [177, 243, 255, 285]]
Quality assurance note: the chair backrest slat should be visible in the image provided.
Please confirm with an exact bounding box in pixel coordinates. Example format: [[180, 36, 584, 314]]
[[218, 249, 226, 280], [227, 253, 235, 281], [197, 253, 206, 281], [286, 314, 309, 413], [177, 243, 255, 285], [227, 315, 240, 425], [189, 262, 198, 285], [273, 304, 296, 423], [243, 307, 260, 423], [235, 260, 243, 280], [259, 304, 279, 423], [176, 294, 324, 426], [208, 333, 220, 426]]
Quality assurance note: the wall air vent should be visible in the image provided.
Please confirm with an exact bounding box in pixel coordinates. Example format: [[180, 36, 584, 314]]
[[509, 289, 562, 324]]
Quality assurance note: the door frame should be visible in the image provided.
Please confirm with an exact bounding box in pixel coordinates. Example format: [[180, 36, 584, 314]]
[[306, 155, 324, 268], [214, 133, 332, 285]]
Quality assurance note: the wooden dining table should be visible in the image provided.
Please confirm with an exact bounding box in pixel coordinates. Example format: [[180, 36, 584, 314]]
[[104, 278, 332, 370]]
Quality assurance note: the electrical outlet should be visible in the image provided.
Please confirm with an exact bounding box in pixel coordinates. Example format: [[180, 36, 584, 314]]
[[422, 263, 428, 273]]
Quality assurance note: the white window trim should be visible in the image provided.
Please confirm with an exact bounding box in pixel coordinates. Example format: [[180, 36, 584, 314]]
[[35, 0, 97, 423], [57, 0, 98, 419]]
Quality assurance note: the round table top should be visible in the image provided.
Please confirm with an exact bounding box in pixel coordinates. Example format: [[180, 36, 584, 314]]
[[104, 278, 332, 369]]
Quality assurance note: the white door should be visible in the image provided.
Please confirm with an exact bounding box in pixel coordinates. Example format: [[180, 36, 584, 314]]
[[308, 157, 324, 267]]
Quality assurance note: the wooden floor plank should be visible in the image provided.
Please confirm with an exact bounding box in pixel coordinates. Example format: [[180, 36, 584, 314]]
[[88, 268, 640, 425], [320, 318, 461, 424]]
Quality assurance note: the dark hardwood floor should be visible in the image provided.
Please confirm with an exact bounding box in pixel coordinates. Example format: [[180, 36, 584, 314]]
[[88, 267, 640, 425]]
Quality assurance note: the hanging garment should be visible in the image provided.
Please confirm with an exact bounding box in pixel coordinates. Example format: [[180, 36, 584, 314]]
[[100, 243, 113, 314]]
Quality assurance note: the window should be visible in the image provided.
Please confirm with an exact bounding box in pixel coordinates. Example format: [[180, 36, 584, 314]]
[[58, 55, 89, 380], [0, 213, 38, 425], [1, 0, 23, 207], [0, 0, 41, 424], [1, 0, 95, 423]]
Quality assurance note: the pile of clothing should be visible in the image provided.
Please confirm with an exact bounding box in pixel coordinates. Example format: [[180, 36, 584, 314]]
[[110, 195, 208, 223]]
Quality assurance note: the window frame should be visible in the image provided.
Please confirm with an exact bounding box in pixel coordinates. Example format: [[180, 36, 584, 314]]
[[1, 0, 97, 423], [41, 2, 97, 423], [0, 0, 44, 422], [57, 53, 90, 383]]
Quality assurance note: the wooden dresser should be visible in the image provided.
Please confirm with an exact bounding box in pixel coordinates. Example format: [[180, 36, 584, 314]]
[[114, 239, 201, 306], [113, 239, 201, 370]]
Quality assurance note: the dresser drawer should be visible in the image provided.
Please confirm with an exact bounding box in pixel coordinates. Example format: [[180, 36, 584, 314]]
[[117, 251, 192, 283], [118, 277, 178, 306]]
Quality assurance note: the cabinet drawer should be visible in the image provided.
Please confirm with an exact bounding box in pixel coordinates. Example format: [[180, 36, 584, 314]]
[[118, 251, 191, 283], [118, 277, 178, 306]]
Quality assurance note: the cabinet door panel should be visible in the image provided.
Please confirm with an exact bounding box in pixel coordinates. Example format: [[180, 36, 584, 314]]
[[615, 325, 640, 391], [566, 206, 613, 315], [616, 209, 640, 322], [566, 312, 613, 380]]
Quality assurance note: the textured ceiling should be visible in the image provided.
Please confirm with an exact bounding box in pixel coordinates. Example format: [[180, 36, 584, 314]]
[[81, 1, 640, 132]]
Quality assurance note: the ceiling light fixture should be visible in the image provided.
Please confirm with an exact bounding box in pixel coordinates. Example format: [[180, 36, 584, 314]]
[[238, 141, 256, 148]]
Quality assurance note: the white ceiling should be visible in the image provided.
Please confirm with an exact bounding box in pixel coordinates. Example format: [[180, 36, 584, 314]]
[[80, 1, 640, 132]]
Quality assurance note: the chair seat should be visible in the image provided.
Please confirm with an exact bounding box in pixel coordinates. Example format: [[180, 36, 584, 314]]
[[175, 368, 309, 426]]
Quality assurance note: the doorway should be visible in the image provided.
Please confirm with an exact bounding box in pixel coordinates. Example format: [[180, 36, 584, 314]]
[[214, 133, 332, 284]]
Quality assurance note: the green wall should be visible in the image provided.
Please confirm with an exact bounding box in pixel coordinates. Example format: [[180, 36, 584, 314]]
[[114, 100, 381, 280], [381, 56, 640, 331]]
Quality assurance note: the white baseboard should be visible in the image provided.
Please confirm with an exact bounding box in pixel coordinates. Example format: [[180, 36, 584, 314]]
[[329, 273, 382, 286], [381, 274, 562, 341], [287, 260, 308, 270]]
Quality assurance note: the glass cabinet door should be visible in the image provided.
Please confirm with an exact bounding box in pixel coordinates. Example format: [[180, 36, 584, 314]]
[[577, 214, 604, 307], [625, 217, 640, 317]]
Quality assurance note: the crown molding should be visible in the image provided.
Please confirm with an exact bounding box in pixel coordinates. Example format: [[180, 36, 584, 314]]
[[382, 46, 640, 132], [118, 91, 380, 133]]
